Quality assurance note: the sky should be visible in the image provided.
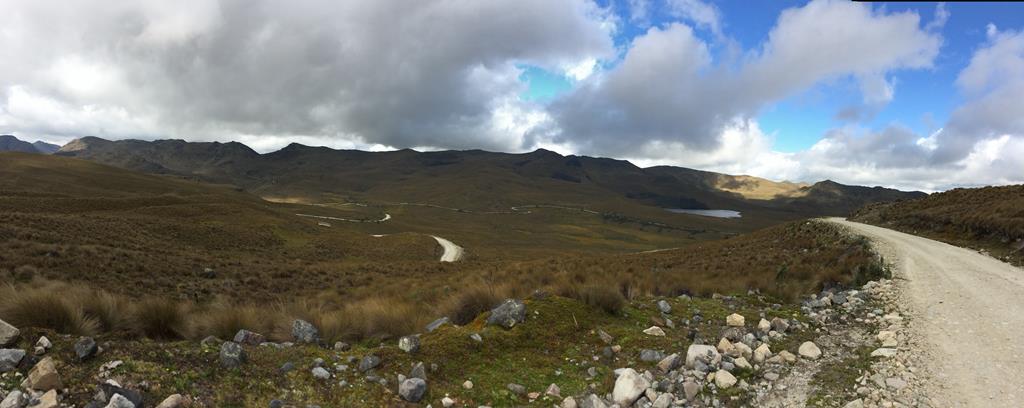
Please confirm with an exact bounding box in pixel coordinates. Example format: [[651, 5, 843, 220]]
[[1, 0, 1023, 191]]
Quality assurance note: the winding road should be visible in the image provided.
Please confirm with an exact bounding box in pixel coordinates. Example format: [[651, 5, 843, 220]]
[[430, 235, 465, 262], [827, 218, 1024, 407]]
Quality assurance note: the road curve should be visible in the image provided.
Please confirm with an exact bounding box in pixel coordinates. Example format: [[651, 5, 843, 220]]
[[430, 235, 464, 262], [826, 218, 1024, 407]]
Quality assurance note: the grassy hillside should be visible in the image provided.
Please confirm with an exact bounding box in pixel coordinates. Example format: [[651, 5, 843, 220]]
[[851, 184, 1024, 265]]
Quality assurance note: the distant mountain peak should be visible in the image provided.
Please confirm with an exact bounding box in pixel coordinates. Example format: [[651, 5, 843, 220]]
[[0, 134, 60, 154]]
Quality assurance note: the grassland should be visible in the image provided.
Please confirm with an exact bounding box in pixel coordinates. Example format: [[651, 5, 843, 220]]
[[851, 184, 1024, 266]]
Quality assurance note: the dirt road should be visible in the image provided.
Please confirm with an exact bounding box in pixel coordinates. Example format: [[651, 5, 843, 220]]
[[431, 235, 464, 262], [827, 218, 1024, 406]]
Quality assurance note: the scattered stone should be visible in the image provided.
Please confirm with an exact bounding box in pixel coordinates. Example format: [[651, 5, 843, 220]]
[[463, 380, 473, 389], [561, 396, 578, 408], [219, 342, 247, 368], [486, 299, 527, 329], [656, 300, 672, 314], [726, 313, 745, 327], [232, 330, 265, 346], [682, 380, 701, 401], [358, 355, 381, 372], [469, 333, 483, 343], [640, 349, 665, 362], [757, 318, 771, 333], [763, 372, 780, 381], [105, 394, 135, 408], [280, 362, 295, 373], [75, 337, 99, 361], [0, 348, 26, 372], [642, 326, 665, 336], [426, 317, 450, 332], [717, 338, 733, 354], [507, 383, 526, 395], [291, 319, 319, 344], [398, 335, 421, 353], [155, 394, 189, 408], [99, 383, 144, 407], [0, 319, 20, 347], [546, 383, 561, 397], [0, 391, 27, 408], [312, 367, 330, 380], [770, 317, 789, 333], [34, 390, 58, 408], [886, 377, 908, 390], [200, 267, 216, 279], [333, 341, 350, 351], [398, 378, 427, 402], [21, 356, 61, 391], [612, 368, 649, 407], [733, 357, 752, 370], [777, 350, 797, 363], [844, 399, 865, 408], [409, 362, 426, 380], [35, 336, 52, 351], [685, 345, 720, 368], [753, 343, 772, 363], [870, 348, 897, 358], [715, 369, 737, 389], [200, 336, 221, 348], [441, 397, 455, 407], [877, 330, 898, 347], [580, 394, 607, 408], [656, 353, 681, 373], [798, 341, 822, 360], [597, 329, 614, 345]]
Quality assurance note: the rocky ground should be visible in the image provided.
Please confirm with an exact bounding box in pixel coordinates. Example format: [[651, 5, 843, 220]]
[[0, 276, 931, 408]]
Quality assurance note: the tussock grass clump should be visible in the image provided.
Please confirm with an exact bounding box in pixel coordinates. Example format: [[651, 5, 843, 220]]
[[131, 298, 187, 339], [337, 298, 427, 341], [189, 302, 269, 341], [441, 284, 505, 325], [556, 284, 625, 314], [0, 285, 99, 335]]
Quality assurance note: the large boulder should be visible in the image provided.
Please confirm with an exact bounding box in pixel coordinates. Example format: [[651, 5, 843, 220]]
[[0, 319, 19, 347], [291, 319, 319, 344], [486, 299, 526, 329], [21, 356, 62, 391], [0, 348, 26, 372], [219, 341, 247, 368], [399, 378, 427, 402], [612, 368, 649, 407], [685, 345, 720, 369]]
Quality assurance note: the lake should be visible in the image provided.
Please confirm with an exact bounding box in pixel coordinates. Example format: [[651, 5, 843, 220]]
[[665, 209, 742, 218]]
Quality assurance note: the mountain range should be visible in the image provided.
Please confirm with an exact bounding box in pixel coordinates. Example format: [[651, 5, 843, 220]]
[[51, 136, 924, 218], [0, 135, 60, 154]]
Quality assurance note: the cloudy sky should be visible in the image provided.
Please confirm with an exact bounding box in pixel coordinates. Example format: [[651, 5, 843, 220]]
[[2, 0, 1023, 191]]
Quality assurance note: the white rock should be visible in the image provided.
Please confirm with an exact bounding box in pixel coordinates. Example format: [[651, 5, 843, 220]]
[[753, 344, 772, 363], [463, 380, 473, 389], [685, 345, 720, 368], [105, 394, 135, 408], [844, 399, 865, 408], [726, 313, 745, 327], [757, 318, 771, 333], [612, 368, 649, 407], [877, 331, 898, 347], [155, 394, 189, 408], [731, 342, 752, 359], [716, 338, 733, 354], [0, 391, 28, 408], [778, 350, 797, 363], [642, 326, 666, 336], [870, 348, 897, 358], [561, 396, 578, 408], [652, 393, 673, 408], [441, 397, 455, 407], [714, 369, 737, 389], [798, 341, 822, 360], [733, 357, 752, 370]]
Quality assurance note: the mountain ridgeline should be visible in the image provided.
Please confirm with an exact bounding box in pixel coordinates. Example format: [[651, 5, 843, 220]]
[[55, 136, 923, 218], [0, 135, 60, 154]]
